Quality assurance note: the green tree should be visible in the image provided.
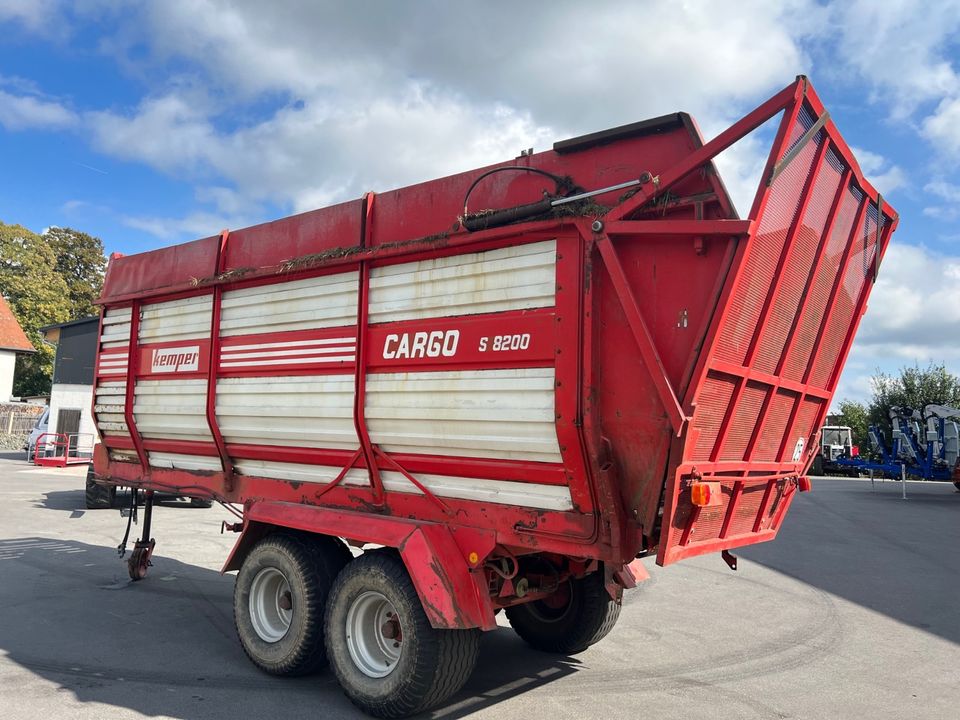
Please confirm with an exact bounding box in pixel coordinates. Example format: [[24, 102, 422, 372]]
[[43, 226, 106, 317], [867, 362, 960, 440], [834, 398, 869, 448], [0, 221, 72, 396]]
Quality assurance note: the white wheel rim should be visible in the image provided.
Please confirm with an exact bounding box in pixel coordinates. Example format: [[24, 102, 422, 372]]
[[249, 567, 292, 643], [345, 590, 403, 678]]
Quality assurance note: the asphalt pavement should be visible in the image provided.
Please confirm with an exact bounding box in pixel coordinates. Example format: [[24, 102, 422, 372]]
[[0, 452, 957, 720]]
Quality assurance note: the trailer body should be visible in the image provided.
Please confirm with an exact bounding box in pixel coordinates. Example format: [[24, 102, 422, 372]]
[[90, 77, 897, 714]]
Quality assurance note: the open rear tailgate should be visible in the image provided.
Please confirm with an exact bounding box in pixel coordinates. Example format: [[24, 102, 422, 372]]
[[657, 78, 897, 565]]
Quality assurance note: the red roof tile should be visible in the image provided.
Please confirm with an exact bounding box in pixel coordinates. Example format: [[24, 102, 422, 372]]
[[0, 296, 35, 353]]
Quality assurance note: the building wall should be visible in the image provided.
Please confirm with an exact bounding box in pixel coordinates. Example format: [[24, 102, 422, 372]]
[[49, 383, 97, 452], [0, 351, 14, 401], [52, 320, 98, 385]]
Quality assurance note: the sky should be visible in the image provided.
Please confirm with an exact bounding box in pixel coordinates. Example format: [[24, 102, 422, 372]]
[[1, 0, 959, 406]]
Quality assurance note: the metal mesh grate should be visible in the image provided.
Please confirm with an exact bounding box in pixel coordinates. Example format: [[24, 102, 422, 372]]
[[753, 389, 797, 461], [670, 478, 789, 548], [809, 186, 867, 387], [691, 372, 737, 461], [782, 176, 859, 381], [784, 397, 824, 462], [719, 381, 767, 461], [753, 141, 842, 375], [714, 109, 814, 366]]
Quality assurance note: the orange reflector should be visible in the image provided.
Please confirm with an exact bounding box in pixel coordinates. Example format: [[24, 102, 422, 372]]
[[690, 481, 722, 507]]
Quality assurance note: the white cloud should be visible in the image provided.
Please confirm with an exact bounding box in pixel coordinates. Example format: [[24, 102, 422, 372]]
[[87, 93, 215, 173], [834, 243, 960, 403], [923, 205, 960, 222], [122, 210, 255, 241], [827, 0, 960, 119], [925, 179, 960, 202], [849, 146, 906, 195], [0, 89, 77, 131], [922, 179, 960, 222], [856, 243, 960, 357], [922, 96, 960, 156], [0, 0, 61, 33], [77, 0, 821, 235]]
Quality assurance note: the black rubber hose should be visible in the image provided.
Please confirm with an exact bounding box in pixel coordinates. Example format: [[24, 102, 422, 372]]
[[462, 197, 554, 232], [461, 166, 568, 216]]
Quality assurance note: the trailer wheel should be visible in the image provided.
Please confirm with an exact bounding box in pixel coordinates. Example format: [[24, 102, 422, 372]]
[[325, 551, 480, 718], [234, 533, 346, 676], [811, 454, 824, 476], [506, 569, 620, 655], [84, 466, 116, 509]]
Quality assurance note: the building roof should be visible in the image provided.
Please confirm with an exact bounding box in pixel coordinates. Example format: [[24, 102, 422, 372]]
[[38, 316, 100, 333], [39, 316, 99, 345], [0, 296, 35, 353]]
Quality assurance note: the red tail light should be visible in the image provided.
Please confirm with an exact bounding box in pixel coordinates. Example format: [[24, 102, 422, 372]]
[[690, 482, 723, 507]]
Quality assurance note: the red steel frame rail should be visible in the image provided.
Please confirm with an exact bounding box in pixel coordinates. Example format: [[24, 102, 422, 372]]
[[206, 229, 235, 490], [353, 192, 386, 505], [123, 299, 150, 475]]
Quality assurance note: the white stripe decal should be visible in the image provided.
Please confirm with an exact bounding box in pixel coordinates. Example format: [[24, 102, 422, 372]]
[[98, 367, 128, 374], [224, 337, 355, 352], [220, 345, 355, 360], [231, 459, 572, 511], [220, 355, 355, 368]]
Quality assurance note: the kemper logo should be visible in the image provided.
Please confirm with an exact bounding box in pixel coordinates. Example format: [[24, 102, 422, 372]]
[[151, 346, 201, 373]]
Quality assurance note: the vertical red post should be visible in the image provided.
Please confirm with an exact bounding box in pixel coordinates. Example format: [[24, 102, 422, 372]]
[[353, 192, 385, 505], [206, 229, 235, 491], [123, 300, 150, 475]]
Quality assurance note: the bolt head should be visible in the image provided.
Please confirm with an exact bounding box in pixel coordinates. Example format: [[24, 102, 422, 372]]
[[591, 220, 604, 233]]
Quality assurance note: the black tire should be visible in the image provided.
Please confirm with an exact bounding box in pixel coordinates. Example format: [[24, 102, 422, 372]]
[[506, 569, 620, 655], [84, 467, 116, 509], [234, 533, 348, 676], [811, 454, 824, 476], [325, 551, 480, 718], [189, 497, 214, 508]]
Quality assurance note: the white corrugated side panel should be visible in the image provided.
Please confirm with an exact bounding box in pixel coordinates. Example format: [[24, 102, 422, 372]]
[[149, 452, 222, 472], [110, 449, 138, 462], [220, 272, 359, 336], [366, 368, 563, 463], [94, 381, 127, 434], [140, 295, 212, 343], [234, 459, 370, 485], [133, 379, 212, 442], [216, 375, 358, 449], [232, 460, 573, 511], [101, 307, 131, 349], [368, 240, 556, 322]]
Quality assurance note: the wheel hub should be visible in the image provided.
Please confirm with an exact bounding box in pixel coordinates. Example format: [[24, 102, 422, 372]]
[[346, 591, 403, 678], [249, 567, 292, 643]]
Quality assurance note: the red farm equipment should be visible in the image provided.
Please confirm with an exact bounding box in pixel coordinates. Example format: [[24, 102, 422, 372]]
[[89, 76, 896, 716]]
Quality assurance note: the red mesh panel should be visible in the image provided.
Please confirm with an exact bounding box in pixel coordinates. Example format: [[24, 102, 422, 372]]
[[691, 372, 736, 460], [809, 188, 869, 387], [782, 176, 859, 381], [714, 111, 812, 365], [754, 144, 843, 374], [719, 381, 766, 461], [783, 397, 823, 462], [669, 479, 788, 550], [725, 485, 769, 537], [753, 389, 797, 461], [659, 81, 897, 567]]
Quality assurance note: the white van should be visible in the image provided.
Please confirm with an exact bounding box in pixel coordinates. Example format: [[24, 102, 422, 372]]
[[24, 407, 49, 460]]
